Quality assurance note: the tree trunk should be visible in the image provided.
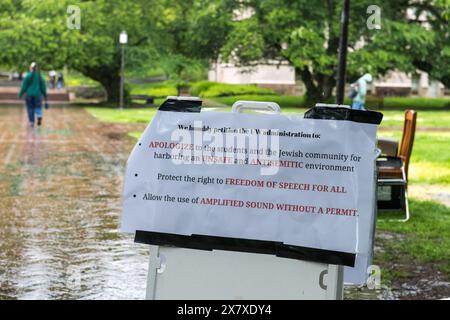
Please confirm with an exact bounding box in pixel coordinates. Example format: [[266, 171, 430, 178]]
[[299, 67, 320, 106], [304, 88, 323, 107], [299, 68, 336, 106], [319, 75, 336, 103], [101, 76, 121, 103], [78, 66, 126, 104]]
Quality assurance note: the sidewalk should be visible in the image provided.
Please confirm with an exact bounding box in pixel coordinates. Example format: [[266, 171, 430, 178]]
[[0, 105, 148, 299], [0, 86, 71, 104]]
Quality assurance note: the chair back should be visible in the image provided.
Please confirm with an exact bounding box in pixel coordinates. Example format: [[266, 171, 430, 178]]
[[399, 110, 417, 178]]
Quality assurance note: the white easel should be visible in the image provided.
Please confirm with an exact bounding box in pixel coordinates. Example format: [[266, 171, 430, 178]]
[[143, 100, 345, 300]]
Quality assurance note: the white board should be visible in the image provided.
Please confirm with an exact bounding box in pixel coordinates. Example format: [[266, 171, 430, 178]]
[[121, 99, 380, 298], [145, 246, 343, 300], [122, 109, 377, 266]]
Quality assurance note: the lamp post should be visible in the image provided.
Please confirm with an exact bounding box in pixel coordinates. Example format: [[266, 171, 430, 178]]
[[336, 0, 350, 105], [119, 31, 128, 110]]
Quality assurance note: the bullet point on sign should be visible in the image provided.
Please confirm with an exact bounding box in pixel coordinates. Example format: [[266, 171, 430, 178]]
[[135, 173, 138, 177], [133, 195, 136, 198]]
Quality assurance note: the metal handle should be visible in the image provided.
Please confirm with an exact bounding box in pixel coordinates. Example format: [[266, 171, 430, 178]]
[[231, 100, 281, 114]]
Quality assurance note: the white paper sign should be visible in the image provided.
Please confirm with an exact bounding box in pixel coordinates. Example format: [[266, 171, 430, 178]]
[[121, 110, 377, 262]]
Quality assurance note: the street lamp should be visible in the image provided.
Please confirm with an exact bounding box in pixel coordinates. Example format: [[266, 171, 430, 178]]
[[119, 31, 128, 110]]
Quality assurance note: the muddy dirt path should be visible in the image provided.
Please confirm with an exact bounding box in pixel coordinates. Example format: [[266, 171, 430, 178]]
[[0, 105, 148, 299]]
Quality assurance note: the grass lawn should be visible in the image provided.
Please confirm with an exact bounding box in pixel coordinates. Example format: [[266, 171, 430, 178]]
[[85, 104, 161, 124], [380, 110, 450, 129], [378, 131, 450, 186], [376, 199, 450, 280], [374, 128, 450, 284], [210, 94, 450, 110], [85, 103, 450, 288]]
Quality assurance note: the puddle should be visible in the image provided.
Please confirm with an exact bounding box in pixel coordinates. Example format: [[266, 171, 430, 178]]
[[0, 105, 149, 299]]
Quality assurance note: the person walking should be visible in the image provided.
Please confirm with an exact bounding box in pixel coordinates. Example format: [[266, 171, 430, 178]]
[[49, 70, 56, 89], [18, 62, 48, 128], [351, 73, 373, 110], [56, 72, 64, 89]]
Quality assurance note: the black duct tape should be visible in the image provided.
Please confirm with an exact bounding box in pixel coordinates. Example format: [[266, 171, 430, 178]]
[[304, 107, 383, 125], [158, 98, 202, 113], [135, 230, 356, 267]]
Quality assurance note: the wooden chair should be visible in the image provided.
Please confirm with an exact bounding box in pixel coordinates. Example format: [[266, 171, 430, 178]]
[[377, 110, 417, 222]]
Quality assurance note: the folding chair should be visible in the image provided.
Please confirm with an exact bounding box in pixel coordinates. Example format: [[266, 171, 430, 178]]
[[377, 110, 417, 222]]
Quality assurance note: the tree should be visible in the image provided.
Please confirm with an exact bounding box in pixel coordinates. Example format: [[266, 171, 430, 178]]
[[0, 0, 163, 103], [0, 0, 69, 72], [220, 0, 449, 104], [128, 0, 236, 94], [0, 0, 236, 102], [409, 0, 450, 88]]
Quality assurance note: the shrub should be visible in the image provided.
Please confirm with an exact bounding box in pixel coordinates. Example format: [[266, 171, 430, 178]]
[[190, 81, 276, 97], [211, 94, 450, 110], [66, 72, 99, 87], [211, 95, 306, 108], [189, 80, 219, 96], [130, 81, 177, 98]]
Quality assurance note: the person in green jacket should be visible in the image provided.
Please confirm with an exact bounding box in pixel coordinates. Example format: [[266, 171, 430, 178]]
[[18, 62, 48, 127]]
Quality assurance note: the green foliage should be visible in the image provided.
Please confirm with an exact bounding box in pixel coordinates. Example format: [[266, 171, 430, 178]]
[[203, 84, 275, 97], [189, 81, 220, 96], [189, 81, 276, 97], [158, 55, 207, 89], [0, 0, 166, 102], [211, 94, 306, 108], [211, 95, 450, 110], [348, 20, 436, 79], [0, 0, 234, 102], [221, 0, 450, 103], [126, 0, 235, 90], [130, 81, 178, 98], [220, 17, 265, 65], [2, 0, 449, 103], [0, 0, 69, 71], [65, 72, 100, 87], [409, 0, 450, 88], [284, 26, 337, 76], [382, 97, 450, 109]]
